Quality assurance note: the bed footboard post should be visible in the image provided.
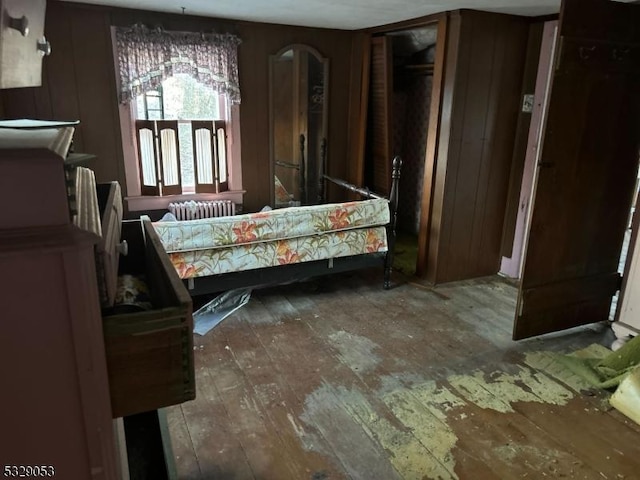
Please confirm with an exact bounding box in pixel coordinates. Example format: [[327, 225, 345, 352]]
[[384, 156, 402, 289], [299, 134, 306, 205], [318, 137, 327, 204]]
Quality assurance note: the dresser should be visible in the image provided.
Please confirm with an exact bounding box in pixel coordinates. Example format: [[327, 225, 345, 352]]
[[0, 127, 120, 478], [0, 126, 194, 478]]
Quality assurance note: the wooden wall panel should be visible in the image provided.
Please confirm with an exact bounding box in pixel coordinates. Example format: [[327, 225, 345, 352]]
[[1, 86, 38, 119], [68, 9, 124, 188], [0, 1, 355, 212], [346, 32, 371, 188], [41, 5, 83, 145], [428, 10, 530, 284], [476, 17, 531, 274], [442, 12, 497, 281]]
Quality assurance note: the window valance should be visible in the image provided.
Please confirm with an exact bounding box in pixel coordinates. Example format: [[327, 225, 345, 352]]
[[115, 25, 241, 104]]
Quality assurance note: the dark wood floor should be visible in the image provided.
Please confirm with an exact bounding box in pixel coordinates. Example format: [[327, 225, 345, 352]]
[[166, 271, 640, 480]]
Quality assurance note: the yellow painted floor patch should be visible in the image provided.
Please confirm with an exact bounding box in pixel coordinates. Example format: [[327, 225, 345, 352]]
[[299, 350, 584, 479], [381, 383, 459, 478], [449, 366, 574, 413]]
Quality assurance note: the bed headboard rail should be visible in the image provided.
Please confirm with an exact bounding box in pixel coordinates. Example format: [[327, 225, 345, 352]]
[[322, 175, 386, 201], [322, 156, 402, 206]]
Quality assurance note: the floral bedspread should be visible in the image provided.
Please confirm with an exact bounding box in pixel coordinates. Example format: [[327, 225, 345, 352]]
[[153, 198, 389, 253], [169, 226, 388, 279], [152, 199, 391, 279]]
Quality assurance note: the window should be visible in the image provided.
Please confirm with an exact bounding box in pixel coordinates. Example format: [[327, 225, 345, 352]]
[[133, 74, 229, 195], [113, 24, 241, 201]]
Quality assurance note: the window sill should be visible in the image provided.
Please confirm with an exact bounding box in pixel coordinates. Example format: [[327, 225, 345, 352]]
[[126, 191, 246, 212]]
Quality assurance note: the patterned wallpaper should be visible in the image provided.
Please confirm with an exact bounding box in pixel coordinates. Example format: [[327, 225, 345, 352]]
[[393, 74, 433, 234]]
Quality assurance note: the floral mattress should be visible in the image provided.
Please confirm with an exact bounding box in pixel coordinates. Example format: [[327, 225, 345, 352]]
[[153, 198, 390, 279]]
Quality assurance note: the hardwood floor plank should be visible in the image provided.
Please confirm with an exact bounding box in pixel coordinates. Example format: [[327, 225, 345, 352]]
[[169, 274, 640, 480], [518, 348, 640, 436], [287, 275, 625, 479], [197, 324, 302, 480], [445, 351, 640, 479], [508, 379, 640, 477], [165, 406, 201, 479], [180, 340, 256, 480], [283, 283, 500, 479], [224, 304, 348, 479], [293, 285, 550, 479], [248, 294, 406, 480]]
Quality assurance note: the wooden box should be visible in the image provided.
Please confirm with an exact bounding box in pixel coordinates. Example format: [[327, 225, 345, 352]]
[[102, 219, 194, 418]]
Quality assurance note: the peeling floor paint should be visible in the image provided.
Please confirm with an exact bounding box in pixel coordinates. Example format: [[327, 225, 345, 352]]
[[300, 383, 404, 480], [338, 384, 454, 480], [301, 382, 454, 479], [449, 367, 574, 413], [380, 384, 459, 478], [296, 350, 592, 479]]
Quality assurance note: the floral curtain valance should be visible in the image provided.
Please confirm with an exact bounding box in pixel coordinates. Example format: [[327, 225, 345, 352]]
[[115, 25, 241, 104]]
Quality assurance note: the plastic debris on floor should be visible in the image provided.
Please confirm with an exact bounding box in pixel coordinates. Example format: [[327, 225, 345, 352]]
[[193, 288, 252, 336]]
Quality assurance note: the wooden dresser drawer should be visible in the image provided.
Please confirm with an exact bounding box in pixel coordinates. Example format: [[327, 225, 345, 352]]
[[102, 219, 194, 418]]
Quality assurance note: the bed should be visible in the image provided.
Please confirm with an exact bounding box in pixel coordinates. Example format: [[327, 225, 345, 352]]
[[150, 157, 402, 296]]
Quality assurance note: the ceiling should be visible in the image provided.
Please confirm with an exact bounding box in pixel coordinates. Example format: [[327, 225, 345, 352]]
[[62, 0, 565, 30]]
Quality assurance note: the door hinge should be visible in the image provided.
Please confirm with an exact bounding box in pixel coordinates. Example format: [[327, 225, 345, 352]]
[[555, 36, 564, 71]]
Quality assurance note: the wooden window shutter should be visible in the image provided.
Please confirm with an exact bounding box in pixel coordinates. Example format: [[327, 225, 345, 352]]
[[214, 121, 229, 192], [156, 120, 182, 196], [135, 120, 160, 196], [192, 120, 216, 193]]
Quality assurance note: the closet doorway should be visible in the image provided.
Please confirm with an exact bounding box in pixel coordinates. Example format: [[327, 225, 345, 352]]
[[363, 22, 441, 276]]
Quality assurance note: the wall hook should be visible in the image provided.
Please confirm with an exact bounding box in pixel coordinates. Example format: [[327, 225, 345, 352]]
[[612, 47, 630, 61], [579, 45, 596, 60]]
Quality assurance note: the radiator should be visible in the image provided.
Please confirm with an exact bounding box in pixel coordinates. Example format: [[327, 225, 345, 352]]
[[168, 200, 236, 220]]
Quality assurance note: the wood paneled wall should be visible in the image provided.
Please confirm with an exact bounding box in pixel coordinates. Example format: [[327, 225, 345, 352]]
[[426, 10, 530, 284], [0, 1, 355, 212]]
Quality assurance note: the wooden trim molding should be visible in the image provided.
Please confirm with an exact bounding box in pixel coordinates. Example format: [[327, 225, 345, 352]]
[[416, 14, 449, 279]]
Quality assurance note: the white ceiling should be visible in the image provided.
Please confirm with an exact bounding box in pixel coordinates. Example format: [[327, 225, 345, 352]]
[[62, 0, 564, 30]]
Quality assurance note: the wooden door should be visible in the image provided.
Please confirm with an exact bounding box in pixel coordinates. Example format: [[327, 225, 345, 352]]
[[514, 0, 640, 339], [614, 193, 640, 343], [368, 36, 393, 195]]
